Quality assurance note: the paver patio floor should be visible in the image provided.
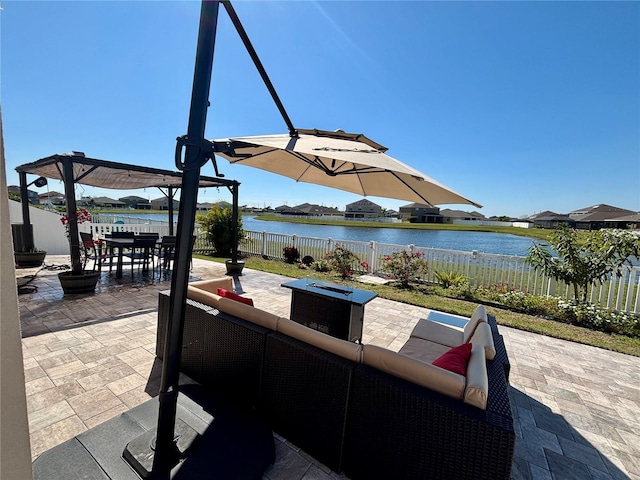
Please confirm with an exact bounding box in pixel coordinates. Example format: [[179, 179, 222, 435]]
[[16, 256, 640, 479]]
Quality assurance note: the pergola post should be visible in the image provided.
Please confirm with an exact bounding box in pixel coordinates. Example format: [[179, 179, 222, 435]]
[[13, 171, 34, 252], [168, 186, 175, 236], [232, 181, 239, 263], [62, 159, 83, 273]]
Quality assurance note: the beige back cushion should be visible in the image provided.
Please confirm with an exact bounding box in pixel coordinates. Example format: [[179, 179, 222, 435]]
[[468, 322, 496, 360], [189, 277, 234, 294], [463, 343, 488, 410], [462, 305, 488, 343], [217, 297, 278, 331], [362, 344, 465, 400], [187, 286, 222, 309], [276, 318, 363, 363]]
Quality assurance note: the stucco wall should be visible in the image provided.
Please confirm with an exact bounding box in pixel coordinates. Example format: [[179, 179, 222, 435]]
[[9, 199, 69, 254], [1, 110, 33, 479]]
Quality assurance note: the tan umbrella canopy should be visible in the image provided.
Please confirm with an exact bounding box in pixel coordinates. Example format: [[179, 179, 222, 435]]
[[212, 128, 481, 208]]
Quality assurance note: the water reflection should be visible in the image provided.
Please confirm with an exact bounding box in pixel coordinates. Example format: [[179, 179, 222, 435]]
[[104, 213, 539, 256]]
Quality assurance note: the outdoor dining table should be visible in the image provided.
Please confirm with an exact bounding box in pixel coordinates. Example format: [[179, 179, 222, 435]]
[[103, 237, 135, 279]]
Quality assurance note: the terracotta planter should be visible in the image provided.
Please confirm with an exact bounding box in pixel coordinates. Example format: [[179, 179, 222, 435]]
[[14, 251, 47, 268], [225, 260, 245, 276], [58, 271, 101, 294]]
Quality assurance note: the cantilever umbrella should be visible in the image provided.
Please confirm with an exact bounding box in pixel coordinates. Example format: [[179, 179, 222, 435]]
[[212, 128, 482, 207]]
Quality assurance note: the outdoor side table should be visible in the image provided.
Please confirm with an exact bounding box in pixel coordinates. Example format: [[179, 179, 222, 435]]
[[281, 278, 377, 343]]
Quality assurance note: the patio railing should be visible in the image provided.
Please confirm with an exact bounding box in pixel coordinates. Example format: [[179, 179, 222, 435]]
[[83, 223, 640, 313]]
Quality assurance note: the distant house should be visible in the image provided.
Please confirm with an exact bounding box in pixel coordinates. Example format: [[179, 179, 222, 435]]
[[119, 195, 151, 210], [278, 203, 342, 217], [38, 191, 66, 207], [398, 203, 442, 223], [606, 213, 640, 230], [440, 209, 486, 223], [7, 186, 40, 205], [568, 204, 636, 230], [151, 197, 180, 210], [344, 199, 382, 219], [196, 201, 231, 211], [197, 202, 212, 211], [528, 211, 575, 229], [89, 196, 126, 209]]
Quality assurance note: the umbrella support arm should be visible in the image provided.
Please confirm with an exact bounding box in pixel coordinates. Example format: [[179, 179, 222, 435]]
[[222, 1, 296, 137]]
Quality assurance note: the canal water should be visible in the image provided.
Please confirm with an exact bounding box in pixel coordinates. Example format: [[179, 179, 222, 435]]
[[109, 213, 538, 256]]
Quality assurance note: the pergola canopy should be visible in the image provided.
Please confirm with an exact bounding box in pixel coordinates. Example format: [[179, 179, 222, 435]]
[[15, 152, 236, 190]]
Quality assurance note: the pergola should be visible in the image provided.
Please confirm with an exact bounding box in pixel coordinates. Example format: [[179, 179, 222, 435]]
[[14, 151, 241, 266]]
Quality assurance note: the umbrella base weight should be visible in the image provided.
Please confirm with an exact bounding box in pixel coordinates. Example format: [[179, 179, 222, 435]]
[[123, 418, 200, 479]]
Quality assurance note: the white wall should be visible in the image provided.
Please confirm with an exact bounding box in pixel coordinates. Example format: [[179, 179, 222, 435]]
[[9, 199, 69, 254], [1, 110, 33, 479]]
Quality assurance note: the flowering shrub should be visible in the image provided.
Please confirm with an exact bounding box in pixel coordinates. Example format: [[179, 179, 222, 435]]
[[60, 208, 93, 270], [60, 208, 92, 235], [324, 244, 360, 278], [360, 261, 370, 272], [282, 246, 300, 264], [380, 250, 428, 287], [557, 300, 640, 336], [498, 291, 562, 317]]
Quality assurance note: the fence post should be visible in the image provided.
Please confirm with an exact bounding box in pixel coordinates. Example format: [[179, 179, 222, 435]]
[[261, 231, 267, 257], [327, 238, 333, 254], [368, 241, 376, 273], [408, 244, 414, 254], [292, 234, 297, 249]]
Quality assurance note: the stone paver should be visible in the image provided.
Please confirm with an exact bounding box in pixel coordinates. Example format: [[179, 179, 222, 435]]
[[16, 256, 640, 479]]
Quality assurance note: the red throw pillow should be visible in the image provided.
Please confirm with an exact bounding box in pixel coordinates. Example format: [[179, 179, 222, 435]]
[[432, 343, 473, 376], [217, 288, 254, 307]]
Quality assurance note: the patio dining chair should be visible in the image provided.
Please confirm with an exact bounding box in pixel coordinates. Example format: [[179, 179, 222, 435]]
[[156, 235, 196, 272], [79, 232, 111, 271], [124, 236, 157, 273], [157, 235, 176, 271], [107, 231, 135, 238]]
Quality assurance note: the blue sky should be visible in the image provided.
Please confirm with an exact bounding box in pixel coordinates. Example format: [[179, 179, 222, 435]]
[[2, 1, 638, 218]]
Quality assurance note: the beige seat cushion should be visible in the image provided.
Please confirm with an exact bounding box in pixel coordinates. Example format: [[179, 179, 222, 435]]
[[362, 344, 465, 400], [399, 337, 451, 364], [277, 318, 363, 363], [463, 343, 488, 410], [217, 297, 278, 331]]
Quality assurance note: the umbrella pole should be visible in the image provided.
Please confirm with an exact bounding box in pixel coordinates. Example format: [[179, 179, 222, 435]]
[[123, 1, 220, 477]]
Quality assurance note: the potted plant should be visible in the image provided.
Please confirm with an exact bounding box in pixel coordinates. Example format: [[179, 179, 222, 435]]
[[14, 248, 47, 268], [196, 206, 245, 274], [57, 208, 100, 294], [12, 223, 47, 267]]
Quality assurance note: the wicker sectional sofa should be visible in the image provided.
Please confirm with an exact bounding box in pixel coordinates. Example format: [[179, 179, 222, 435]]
[[156, 278, 515, 479]]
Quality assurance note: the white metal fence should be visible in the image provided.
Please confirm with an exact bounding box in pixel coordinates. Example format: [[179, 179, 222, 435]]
[[83, 223, 640, 313]]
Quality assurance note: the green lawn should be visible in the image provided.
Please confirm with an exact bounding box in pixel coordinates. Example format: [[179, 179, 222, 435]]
[[195, 253, 640, 358]]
